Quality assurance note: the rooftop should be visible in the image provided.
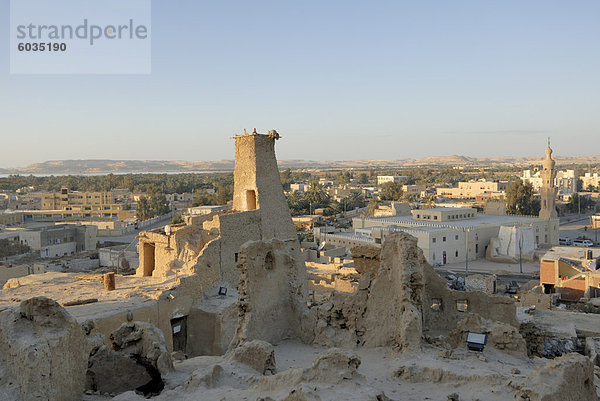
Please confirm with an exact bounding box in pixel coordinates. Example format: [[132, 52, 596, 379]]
[[0, 272, 180, 322], [360, 213, 543, 230]]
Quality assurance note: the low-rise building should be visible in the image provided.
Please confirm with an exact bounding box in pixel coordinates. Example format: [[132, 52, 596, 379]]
[[436, 180, 508, 199], [581, 173, 600, 191], [18, 224, 97, 258], [290, 183, 307, 193], [377, 176, 408, 186], [316, 207, 558, 265], [402, 185, 427, 198], [522, 169, 577, 195], [539, 247, 600, 300]]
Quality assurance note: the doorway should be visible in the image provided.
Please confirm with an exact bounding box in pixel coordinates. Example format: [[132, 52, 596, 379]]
[[246, 190, 257, 210], [143, 243, 155, 276], [171, 316, 187, 352], [443, 251, 447, 265]]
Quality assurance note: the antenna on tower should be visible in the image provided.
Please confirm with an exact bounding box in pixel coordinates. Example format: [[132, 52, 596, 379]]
[[547, 137, 551, 147]]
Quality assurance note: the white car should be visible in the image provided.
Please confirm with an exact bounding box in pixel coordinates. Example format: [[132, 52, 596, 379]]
[[573, 239, 594, 247], [559, 237, 572, 245]]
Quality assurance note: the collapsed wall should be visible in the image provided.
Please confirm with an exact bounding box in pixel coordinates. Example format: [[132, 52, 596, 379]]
[[312, 232, 424, 349], [0, 297, 89, 401], [231, 238, 311, 347], [311, 232, 518, 348]]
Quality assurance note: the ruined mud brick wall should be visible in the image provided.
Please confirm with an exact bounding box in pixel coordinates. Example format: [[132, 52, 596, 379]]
[[422, 269, 517, 334], [0, 297, 89, 401], [233, 238, 310, 346], [189, 302, 238, 356], [199, 210, 262, 286], [233, 134, 297, 241], [312, 233, 518, 348], [312, 233, 424, 349]]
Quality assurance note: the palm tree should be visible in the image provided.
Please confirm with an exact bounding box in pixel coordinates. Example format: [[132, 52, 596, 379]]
[[423, 194, 437, 209], [305, 182, 327, 204], [362, 198, 382, 217]]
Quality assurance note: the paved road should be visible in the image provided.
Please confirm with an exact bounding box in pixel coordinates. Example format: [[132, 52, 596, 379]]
[[559, 212, 600, 244]]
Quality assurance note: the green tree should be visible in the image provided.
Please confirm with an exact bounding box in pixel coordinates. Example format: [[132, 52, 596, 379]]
[[379, 182, 403, 201], [216, 183, 233, 205], [362, 198, 382, 217], [286, 191, 309, 216], [505, 181, 540, 216], [567, 193, 595, 213], [0, 239, 30, 258], [136, 196, 150, 220], [341, 192, 366, 211], [170, 213, 184, 225], [149, 192, 170, 216], [422, 194, 437, 209], [305, 182, 328, 204]]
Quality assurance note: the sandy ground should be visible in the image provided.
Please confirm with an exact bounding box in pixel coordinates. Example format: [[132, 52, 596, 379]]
[[0, 272, 181, 320], [90, 341, 549, 401]]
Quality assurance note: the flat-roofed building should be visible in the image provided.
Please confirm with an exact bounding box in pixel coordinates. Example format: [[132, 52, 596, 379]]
[[317, 207, 558, 265], [522, 169, 577, 195], [402, 185, 427, 198], [436, 180, 508, 199], [18, 224, 97, 258], [377, 176, 408, 186], [581, 173, 600, 191]]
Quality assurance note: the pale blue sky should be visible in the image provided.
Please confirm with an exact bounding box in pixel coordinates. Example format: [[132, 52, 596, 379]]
[[1, 0, 599, 167]]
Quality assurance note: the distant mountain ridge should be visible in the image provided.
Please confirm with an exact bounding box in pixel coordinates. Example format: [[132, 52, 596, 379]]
[[2, 155, 600, 175]]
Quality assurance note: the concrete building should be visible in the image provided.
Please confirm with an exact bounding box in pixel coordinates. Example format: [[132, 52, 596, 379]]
[[317, 206, 558, 265], [18, 224, 97, 258], [0, 211, 25, 226], [521, 169, 577, 196], [40, 188, 132, 220], [402, 185, 427, 198], [581, 172, 600, 191], [540, 247, 600, 300], [290, 183, 307, 193], [6, 193, 42, 210], [436, 180, 508, 199], [377, 176, 408, 186]]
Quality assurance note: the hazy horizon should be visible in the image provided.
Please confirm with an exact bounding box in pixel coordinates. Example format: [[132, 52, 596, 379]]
[[2, 1, 599, 166]]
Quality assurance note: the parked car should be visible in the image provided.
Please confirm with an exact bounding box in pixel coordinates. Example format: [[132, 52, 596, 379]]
[[559, 237, 572, 246], [505, 281, 519, 295], [573, 239, 594, 247]]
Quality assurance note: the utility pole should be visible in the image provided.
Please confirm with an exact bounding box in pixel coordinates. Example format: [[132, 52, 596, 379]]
[[465, 228, 469, 275]]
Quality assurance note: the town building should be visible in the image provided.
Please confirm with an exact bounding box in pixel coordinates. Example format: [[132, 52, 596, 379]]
[[402, 184, 427, 198], [377, 175, 408, 186], [17, 224, 97, 258], [539, 247, 600, 300], [290, 183, 307, 193], [436, 180, 508, 199], [40, 188, 133, 220], [581, 172, 600, 191], [521, 169, 577, 196], [316, 206, 558, 265]]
